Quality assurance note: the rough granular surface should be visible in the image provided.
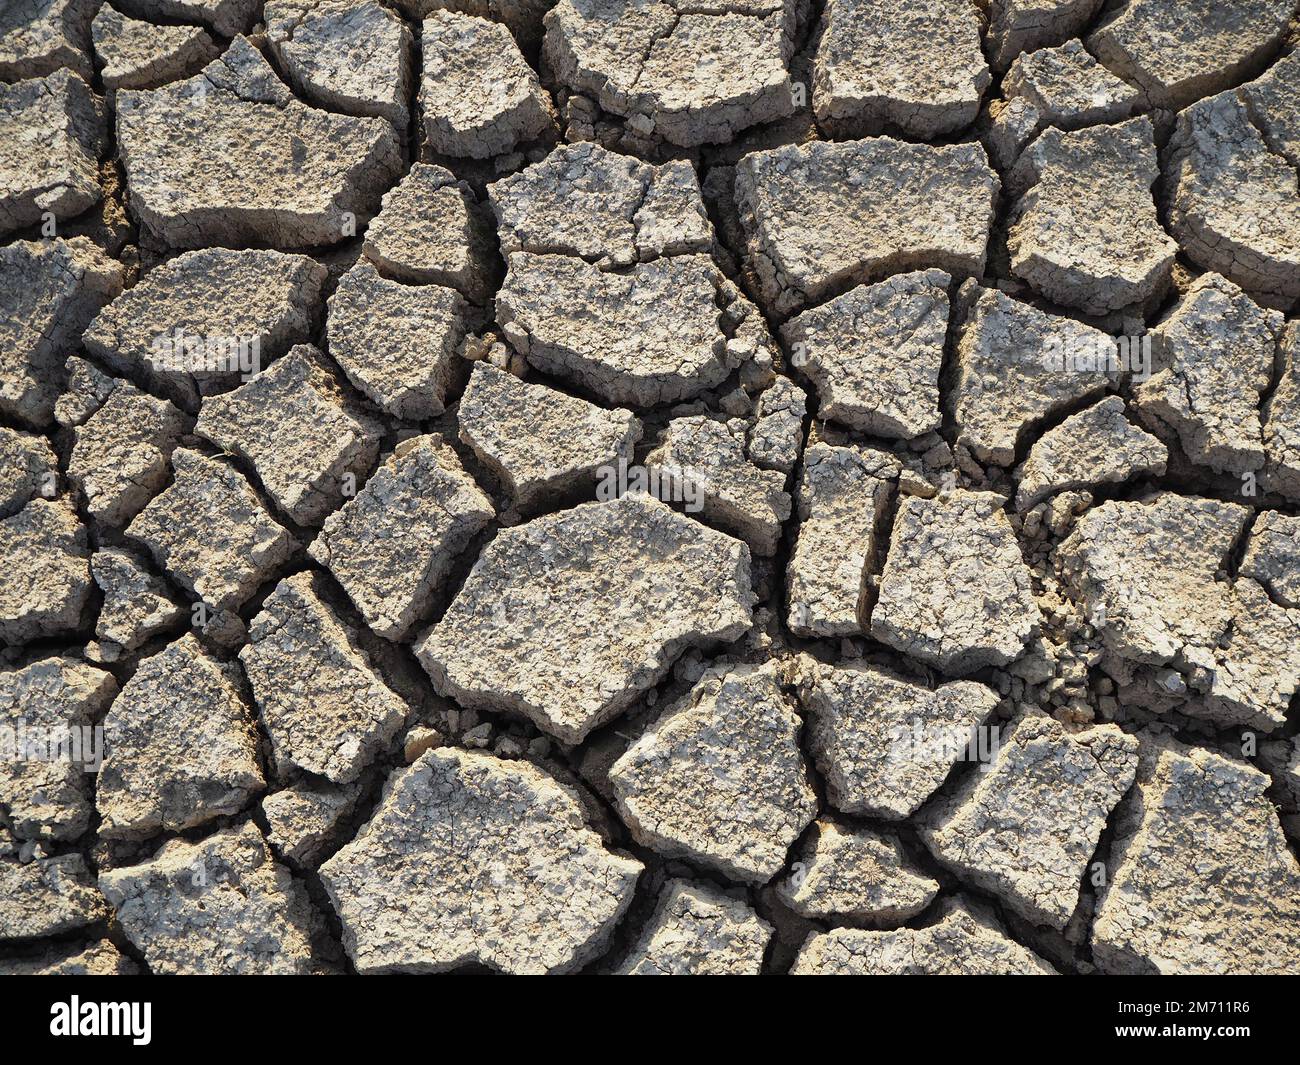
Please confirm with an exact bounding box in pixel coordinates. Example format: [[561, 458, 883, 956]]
[[320, 747, 641, 973], [790, 898, 1058, 974], [609, 660, 816, 884], [4, 1, 1300, 980], [416, 493, 754, 744], [613, 878, 772, 975]]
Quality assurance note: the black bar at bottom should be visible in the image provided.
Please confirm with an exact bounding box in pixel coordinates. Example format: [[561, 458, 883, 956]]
[[0, 973, 1290, 1050]]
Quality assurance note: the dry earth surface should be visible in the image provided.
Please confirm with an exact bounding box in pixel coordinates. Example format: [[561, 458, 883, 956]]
[[2, 0, 1300, 976]]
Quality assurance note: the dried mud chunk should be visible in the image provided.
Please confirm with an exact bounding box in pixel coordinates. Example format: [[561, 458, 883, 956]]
[[0, 657, 117, 841], [417, 494, 754, 745], [325, 263, 467, 421], [392, 0, 554, 50], [113, 0, 259, 37], [986, 38, 1142, 168], [265, 0, 412, 127], [1240, 48, 1300, 170], [953, 284, 1113, 468], [791, 898, 1057, 974], [84, 248, 326, 410], [734, 138, 997, 316], [497, 252, 742, 407], [126, 448, 298, 612], [487, 141, 712, 264], [1004, 39, 1142, 131], [609, 661, 816, 884], [489, 140, 644, 261], [309, 436, 495, 641], [362, 163, 494, 300], [747, 375, 805, 474], [54, 355, 115, 428], [89, 547, 187, 660], [778, 821, 939, 924], [543, 0, 796, 148], [1190, 580, 1300, 730], [0, 69, 104, 235], [615, 879, 771, 976], [1056, 493, 1249, 666], [1133, 273, 1281, 476], [1264, 326, 1300, 500], [1092, 736, 1300, 974], [781, 269, 948, 440], [0, 237, 122, 428], [984, 0, 1102, 71], [0, 846, 107, 940], [799, 659, 1001, 819], [921, 715, 1139, 930], [1007, 117, 1175, 315], [1164, 91, 1300, 305], [1087, 0, 1293, 111], [99, 822, 317, 974], [1165, 577, 1300, 734], [67, 380, 187, 526], [91, 4, 219, 94], [646, 416, 790, 557], [1015, 396, 1167, 512], [632, 158, 717, 261], [812, 0, 988, 139], [0, 499, 91, 644], [456, 361, 640, 513], [0, 0, 97, 81], [195, 345, 384, 528], [1241, 511, 1300, 608], [634, 12, 796, 147], [261, 778, 363, 868], [540, 0, 685, 120], [419, 10, 556, 158], [871, 490, 1037, 674], [786, 443, 896, 638], [320, 747, 642, 974], [116, 37, 401, 249], [0, 427, 57, 519], [983, 94, 1042, 173], [241, 572, 409, 784], [0, 939, 138, 975], [97, 635, 264, 839]]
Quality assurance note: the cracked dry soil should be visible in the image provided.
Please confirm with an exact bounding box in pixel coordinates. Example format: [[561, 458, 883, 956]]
[[2, 0, 1300, 977]]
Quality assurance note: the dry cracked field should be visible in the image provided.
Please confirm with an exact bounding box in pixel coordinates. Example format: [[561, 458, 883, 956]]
[[1, 0, 1300, 979]]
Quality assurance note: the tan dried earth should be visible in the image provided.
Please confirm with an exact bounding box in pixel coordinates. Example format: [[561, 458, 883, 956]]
[[2, 0, 1300, 977]]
